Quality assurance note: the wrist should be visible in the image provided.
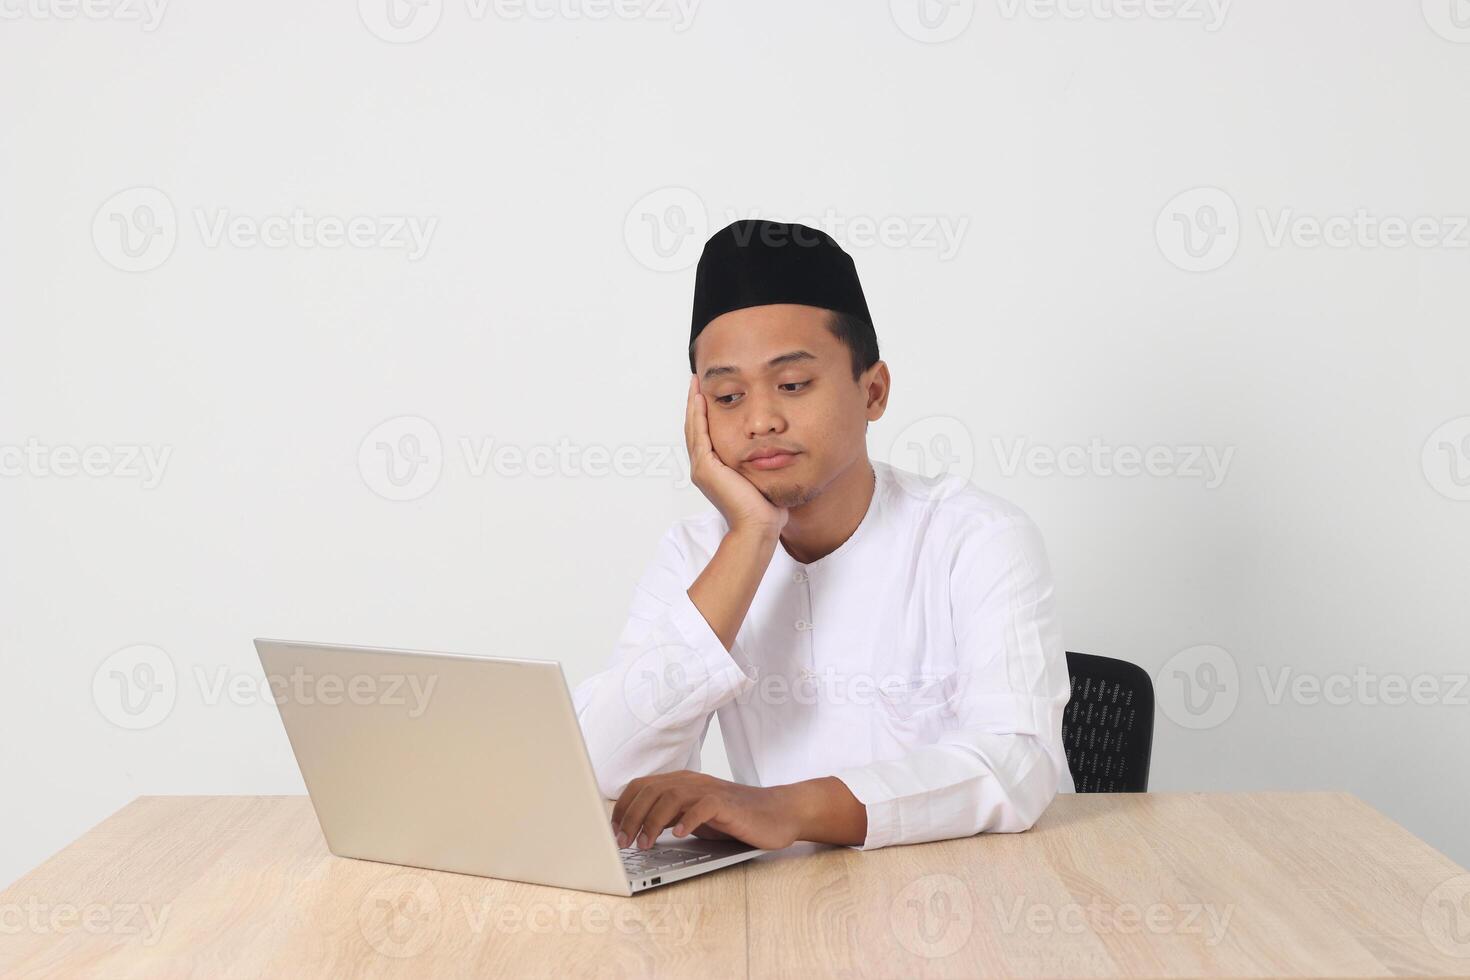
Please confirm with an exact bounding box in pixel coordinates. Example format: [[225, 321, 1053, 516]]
[[727, 522, 782, 549], [775, 777, 867, 846], [769, 781, 815, 842]]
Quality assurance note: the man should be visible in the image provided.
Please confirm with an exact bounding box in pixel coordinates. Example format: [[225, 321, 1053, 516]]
[[573, 219, 1072, 853]]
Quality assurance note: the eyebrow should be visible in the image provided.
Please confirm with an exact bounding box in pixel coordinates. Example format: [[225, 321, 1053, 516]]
[[702, 350, 817, 381]]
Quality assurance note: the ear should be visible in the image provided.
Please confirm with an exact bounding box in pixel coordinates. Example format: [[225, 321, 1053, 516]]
[[862, 360, 890, 422]]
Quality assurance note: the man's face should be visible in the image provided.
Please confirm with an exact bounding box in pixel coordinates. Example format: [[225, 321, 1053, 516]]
[[692, 303, 887, 509]]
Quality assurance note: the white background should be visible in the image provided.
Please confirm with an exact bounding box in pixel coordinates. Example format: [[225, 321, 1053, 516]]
[[3, 0, 1469, 890]]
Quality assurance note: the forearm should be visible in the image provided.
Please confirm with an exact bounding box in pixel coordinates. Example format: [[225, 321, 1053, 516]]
[[573, 540, 766, 796], [832, 733, 1062, 849], [776, 776, 868, 847], [686, 526, 780, 651]]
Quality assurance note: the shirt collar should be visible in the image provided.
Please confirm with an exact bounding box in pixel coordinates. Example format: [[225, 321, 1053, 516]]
[[774, 458, 889, 574]]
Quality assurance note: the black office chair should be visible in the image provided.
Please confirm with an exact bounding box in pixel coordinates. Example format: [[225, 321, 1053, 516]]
[[1062, 651, 1154, 793]]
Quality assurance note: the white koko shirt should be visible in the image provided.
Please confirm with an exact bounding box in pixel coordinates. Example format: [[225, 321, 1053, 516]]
[[572, 458, 1073, 850]]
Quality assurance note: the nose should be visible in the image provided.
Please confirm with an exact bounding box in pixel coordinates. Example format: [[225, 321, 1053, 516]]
[[743, 389, 788, 439]]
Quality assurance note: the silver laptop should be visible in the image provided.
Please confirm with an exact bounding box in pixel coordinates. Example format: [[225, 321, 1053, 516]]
[[254, 638, 764, 896]]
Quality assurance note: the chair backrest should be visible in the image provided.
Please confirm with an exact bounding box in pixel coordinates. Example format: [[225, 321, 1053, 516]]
[[1062, 651, 1155, 793]]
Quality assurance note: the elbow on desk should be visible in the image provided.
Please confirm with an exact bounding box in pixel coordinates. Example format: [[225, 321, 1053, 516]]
[[986, 750, 1062, 835]]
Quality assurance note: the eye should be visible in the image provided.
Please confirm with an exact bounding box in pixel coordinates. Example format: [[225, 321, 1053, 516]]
[[779, 381, 811, 393], [714, 392, 743, 406]]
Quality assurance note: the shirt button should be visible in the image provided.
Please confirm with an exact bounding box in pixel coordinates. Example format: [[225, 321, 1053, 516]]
[[792, 570, 808, 583], [799, 667, 816, 679], [794, 619, 813, 631]]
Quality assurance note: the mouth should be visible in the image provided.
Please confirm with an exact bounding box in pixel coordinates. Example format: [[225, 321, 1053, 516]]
[[744, 448, 802, 471]]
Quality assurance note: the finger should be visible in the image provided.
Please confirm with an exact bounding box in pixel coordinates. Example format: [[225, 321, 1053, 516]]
[[672, 796, 720, 838], [617, 783, 664, 849], [683, 374, 695, 443], [639, 791, 696, 848], [684, 375, 700, 465], [690, 376, 714, 461], [691, 825, 734, 841], [609, 777, 645, 830]]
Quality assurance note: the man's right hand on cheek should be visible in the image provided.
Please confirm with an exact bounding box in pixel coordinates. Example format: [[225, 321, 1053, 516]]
[[679, 374, 791, 652], [685, 375, 789, 538]]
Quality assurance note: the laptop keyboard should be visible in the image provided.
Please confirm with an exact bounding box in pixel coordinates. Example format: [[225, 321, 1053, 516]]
[[619, 845, 711, 876]]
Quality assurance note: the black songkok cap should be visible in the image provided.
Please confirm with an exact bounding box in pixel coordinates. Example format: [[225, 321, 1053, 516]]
[[688, 220, 875, 371]]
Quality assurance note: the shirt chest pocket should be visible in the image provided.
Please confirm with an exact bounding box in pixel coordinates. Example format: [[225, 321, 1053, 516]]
[[875, 671, 960, 735]]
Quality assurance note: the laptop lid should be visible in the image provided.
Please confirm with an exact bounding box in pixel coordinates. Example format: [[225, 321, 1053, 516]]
[[254, 638, 631, 896]]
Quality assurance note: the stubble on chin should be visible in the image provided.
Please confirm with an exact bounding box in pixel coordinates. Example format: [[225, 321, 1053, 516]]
[[761, 482, 820, 510]]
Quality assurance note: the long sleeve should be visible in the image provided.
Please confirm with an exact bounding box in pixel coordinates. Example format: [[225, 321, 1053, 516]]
[[571, 524, 757, 799], [831, 515, 1071, 850]]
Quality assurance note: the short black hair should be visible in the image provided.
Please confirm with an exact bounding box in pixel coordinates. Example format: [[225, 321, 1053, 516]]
[[827, 309, 880, 381], [686, 309, 880, 381]]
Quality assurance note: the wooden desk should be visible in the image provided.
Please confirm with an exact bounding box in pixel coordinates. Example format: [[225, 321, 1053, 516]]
[[2, 793, 1467, 978]]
